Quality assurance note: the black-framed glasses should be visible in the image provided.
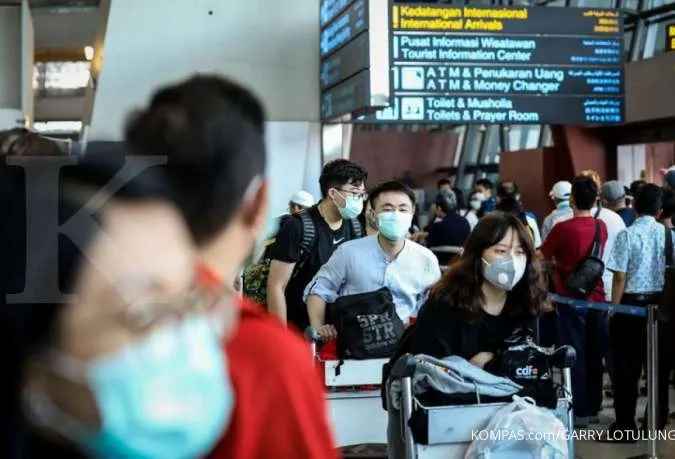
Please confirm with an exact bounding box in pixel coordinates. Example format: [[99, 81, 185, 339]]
[[336, 188, 368, 200]]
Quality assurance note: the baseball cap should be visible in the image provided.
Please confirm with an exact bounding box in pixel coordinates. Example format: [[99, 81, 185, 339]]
[[600, 180, 626, 202], [549, 181, 572, 200], [290, 190, 315, 208], [666, 169, 675, 188]]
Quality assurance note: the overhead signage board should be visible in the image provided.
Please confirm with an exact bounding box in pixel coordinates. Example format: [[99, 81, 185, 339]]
[[667, 22, 675, 51], [320, 0, 357, 30], [359, 5, 624, 125], [320, 0, 391, 121]]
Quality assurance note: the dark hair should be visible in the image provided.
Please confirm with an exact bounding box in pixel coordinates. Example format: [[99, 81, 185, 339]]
[[571, 175, 598, 210], [661, 195, 675, 222], [437, 178, 451, 189], [125, 74, 266, 245], [635, 183, 663, 216], [497, 181, 519, 199], [428, 212, 548, 322], [319, 159, 368, 197], [495, 182, 527, 226], [630, 180, 646, 197], [0, 128, 30, 155], [435, 189, 457, 215], [368, 180, 415, 208], [476, 178, 493, 190], [3, 132, 64, 156]]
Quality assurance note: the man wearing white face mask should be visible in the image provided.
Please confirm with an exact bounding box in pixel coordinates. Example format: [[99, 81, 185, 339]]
[[304, 181, 441, 341]]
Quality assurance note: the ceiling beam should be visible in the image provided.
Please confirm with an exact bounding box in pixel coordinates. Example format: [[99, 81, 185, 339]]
[[35, 46, 88, 62]]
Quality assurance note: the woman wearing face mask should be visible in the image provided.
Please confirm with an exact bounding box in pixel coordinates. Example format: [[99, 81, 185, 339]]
[[411, 212, 549, 373], [464, 191, 485, 230], [0, 163, 234, 459]]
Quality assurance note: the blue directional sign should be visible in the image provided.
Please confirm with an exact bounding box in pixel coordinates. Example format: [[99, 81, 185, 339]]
[[359, 4, 624, 125]]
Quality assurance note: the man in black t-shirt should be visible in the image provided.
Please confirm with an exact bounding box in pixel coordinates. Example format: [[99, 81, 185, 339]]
[[266, 160, 368, 331]]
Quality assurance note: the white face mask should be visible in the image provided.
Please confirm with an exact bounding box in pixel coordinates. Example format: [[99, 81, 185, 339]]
[[482, 255, 527, 291]]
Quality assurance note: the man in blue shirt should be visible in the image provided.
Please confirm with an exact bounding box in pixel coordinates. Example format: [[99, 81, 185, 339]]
[[601, 180, 636, 227], [476, 178, 496, 214], [304, 181, 441, 341], [603, 184, 674, 440]]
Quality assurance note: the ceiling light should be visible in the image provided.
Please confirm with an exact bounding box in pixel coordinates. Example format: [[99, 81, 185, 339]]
[[84, 46, 94, 61]]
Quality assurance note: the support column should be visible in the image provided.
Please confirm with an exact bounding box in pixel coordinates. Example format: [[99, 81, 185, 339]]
[[0, 0, 33, 129]]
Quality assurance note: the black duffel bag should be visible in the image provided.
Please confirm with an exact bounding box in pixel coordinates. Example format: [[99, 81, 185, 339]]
[[330, 287, 405, 360]]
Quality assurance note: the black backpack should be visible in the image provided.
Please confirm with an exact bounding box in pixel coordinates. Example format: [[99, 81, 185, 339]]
[[242, 210, 363, 305], [563, 218, 604, 299], [330, 287, 404, 361]]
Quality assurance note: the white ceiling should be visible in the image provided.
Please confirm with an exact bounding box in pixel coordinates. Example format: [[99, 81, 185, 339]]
[[32, 8, 99, 49]]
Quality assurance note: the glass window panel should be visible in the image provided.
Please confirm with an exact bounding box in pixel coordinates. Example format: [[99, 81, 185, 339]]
[[643, 21, 661, 58], [645, 20, 669, 57], [541, 125, 554, 147], [481, 126, 500, 165], [507, 126, 523, 151], [575, 0, 614, 6], [524, 125, 541, 149], [621, 0, 639, 9], [453, 126, 467, 167], [459, 173, 475, 192], [487, 173, 500, 187], [462, 125, 483, 166], [624, 29, 634, 56]]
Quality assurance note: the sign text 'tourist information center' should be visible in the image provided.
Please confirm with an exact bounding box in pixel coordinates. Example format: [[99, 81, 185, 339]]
[[360, 4, 624, 125]]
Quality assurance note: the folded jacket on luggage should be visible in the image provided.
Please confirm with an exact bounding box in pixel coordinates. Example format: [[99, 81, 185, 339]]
[[412, 354, 522, 399], [389, 354, 522, 409]]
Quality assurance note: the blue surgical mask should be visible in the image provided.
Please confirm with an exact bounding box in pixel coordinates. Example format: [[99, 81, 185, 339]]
[[26, 316, 233, 459], [378, 211, 413, 241], [556, 200, 570, 209], [469, 199, 482, 211], [334, 191, 363, 220]]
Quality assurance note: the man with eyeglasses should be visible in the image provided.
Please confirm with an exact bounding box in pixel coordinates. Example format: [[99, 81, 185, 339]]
[[267, 159, 368, 331]]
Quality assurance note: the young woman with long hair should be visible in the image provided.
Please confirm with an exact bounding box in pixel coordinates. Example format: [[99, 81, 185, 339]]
[[411, 212, 549, 373]]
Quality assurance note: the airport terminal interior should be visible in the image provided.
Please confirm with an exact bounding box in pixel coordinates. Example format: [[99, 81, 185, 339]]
[[4, 0, 675, 457]]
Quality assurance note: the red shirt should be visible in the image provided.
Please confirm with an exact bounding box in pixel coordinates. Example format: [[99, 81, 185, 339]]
[[540, 216, 608, 302], [197, 266, 339, 459]]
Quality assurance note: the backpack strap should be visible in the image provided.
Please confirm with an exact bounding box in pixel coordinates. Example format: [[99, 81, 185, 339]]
[[298, 210, 316, 255], [290, 210, 317, 278], [590, 219, 602, 258], [349, 218, 363, 238], [665, 226, 673, 268]]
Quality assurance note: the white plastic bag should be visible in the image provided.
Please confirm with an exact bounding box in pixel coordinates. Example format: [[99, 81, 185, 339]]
[[464, 395, 568, 459]]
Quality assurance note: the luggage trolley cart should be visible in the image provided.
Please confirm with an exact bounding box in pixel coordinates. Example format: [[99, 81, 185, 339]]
[[385, 346, 577, 459], [306, 329, 389, 449]]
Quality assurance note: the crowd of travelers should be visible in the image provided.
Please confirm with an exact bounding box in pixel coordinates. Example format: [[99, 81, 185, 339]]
[[0, 73, 673, 458]]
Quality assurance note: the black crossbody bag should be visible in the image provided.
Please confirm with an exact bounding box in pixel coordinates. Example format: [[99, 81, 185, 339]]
[[564, 219, 604, 299]]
